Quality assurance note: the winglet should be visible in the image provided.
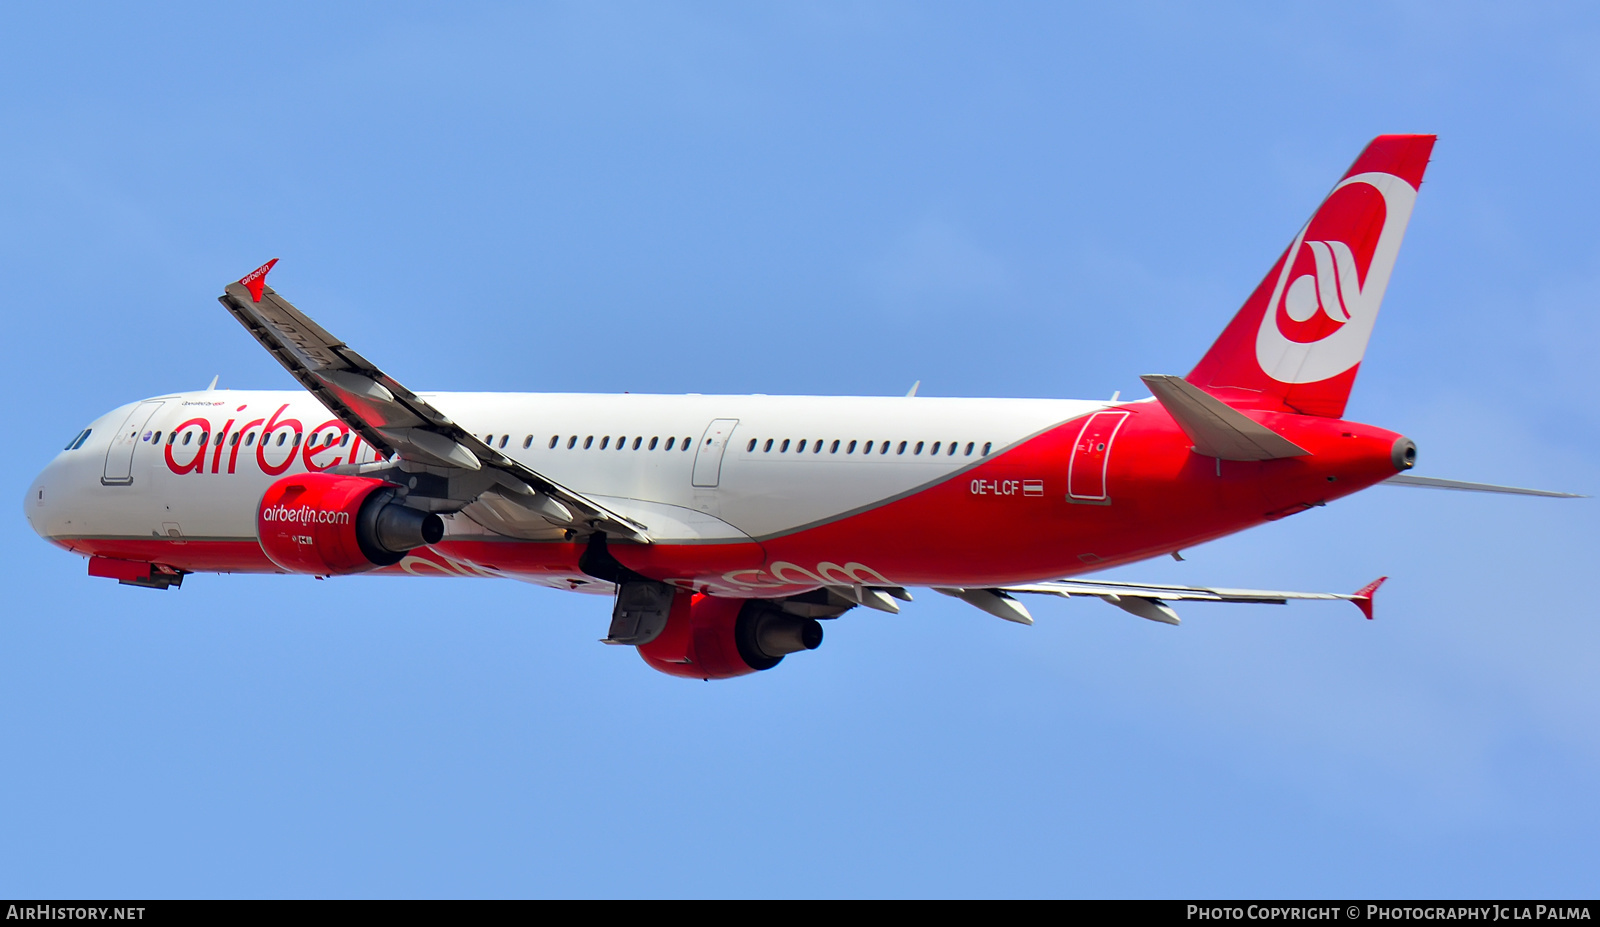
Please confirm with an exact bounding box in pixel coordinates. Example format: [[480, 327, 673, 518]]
[[1351, 576, 1387, 620], [239, 258, 279, 302]]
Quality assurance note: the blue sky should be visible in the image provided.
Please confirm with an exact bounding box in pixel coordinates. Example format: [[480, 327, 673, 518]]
[[2, 2, 1597, 898]]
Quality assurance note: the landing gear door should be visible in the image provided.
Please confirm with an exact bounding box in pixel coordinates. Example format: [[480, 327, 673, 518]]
[[102, 400, 165, 486], [691, 418, 740, 488], [1067, 410, 1130, 503]]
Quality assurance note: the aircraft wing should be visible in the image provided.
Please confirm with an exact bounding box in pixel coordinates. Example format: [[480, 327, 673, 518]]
[[218, 259, 650, 543], [938, 577, 1386, 625]]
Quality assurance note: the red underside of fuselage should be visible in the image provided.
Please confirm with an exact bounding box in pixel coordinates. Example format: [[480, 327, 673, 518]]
[[54, 405, 1404, 594]]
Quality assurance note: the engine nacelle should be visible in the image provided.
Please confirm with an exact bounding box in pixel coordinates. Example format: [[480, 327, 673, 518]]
[[639, 591, 823, 680], [257, 473, 444, 575]]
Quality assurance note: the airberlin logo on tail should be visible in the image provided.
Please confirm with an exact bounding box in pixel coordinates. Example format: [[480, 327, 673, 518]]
[[1254, 171, 1418, 385], [1286, 239, 1360, 323]]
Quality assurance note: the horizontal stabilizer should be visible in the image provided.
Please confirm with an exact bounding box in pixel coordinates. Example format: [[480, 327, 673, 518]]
[[1383, 474, 1585, 498], [1141, 375, 1309, 461]]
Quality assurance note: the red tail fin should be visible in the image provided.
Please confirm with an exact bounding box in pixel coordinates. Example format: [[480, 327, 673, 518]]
[[1187, 135, 1436, 417]]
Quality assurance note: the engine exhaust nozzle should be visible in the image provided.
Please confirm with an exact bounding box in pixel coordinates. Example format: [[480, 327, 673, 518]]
[[1391, 436, 1417, 471], [372, 503, 445, 554], [751, 612, 824, 659]]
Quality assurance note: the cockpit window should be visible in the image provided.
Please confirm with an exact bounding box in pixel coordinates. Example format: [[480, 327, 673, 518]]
[[64, 429, 92, 450]]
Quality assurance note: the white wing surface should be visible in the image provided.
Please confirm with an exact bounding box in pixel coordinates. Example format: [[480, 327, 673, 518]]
[[218, 259, 650, 543], [939, 577, 1387, 625]]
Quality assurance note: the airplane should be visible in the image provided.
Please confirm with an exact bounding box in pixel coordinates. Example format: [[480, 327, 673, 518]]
[[23, 134, 1581, 680]]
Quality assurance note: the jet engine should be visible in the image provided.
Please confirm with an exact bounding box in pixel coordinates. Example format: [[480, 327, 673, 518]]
[[257, 473, 444, 575], [639, 591, 823, 680]]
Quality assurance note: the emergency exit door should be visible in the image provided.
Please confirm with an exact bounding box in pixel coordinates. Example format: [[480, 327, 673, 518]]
[[691, 418, 740, 488], [1067, 410, 1130, 502], [102, 400, 165, 486]]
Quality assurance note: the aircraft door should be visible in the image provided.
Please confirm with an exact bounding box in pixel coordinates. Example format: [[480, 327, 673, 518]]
[[691, 418, 740, 488], [102, 400, 165, 486], [1067, 410, 1130, 502]]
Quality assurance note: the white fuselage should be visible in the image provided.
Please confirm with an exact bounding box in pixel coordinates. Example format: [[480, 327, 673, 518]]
[[28, 389, 1105, 548]]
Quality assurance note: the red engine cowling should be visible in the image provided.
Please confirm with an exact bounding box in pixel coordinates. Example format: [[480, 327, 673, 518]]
[[257, 473, 444, 575], [639, 591, 823, 680]]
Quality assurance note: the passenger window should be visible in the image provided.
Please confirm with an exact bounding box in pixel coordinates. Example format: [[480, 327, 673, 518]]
[[599, 436, 609, 450], [965, 442, 974, 456], [830, 440, 840, 453], [897, 441, 906, 455], [169, 432, 178, 445], [568, 436, 577, 449], [293, 433, 302, 447], [780, 439, 790, 453], [947, 442, 957, 456], [341, 433, 351, 446], [847, 440, 856, 454], [199, 431, 209, 445], [763, 439, 773, 452], [683, 437, 691, 451], [931, 441, 940, 455], [182, 432, 192, 446], [230, 433, 240, 447], [747, 439, 757, 452], [983, 442, 992, 455], [649, 437, 659, 450], [499, 435, 509, 449], [814, 441, 823, 454], [246, 433, 256, 447], [915, 441, 924, 455], [880, 442, 890, 455], [145, 431, 158, 446], [584, 436, 594, 449], [549, 436, 559, 449], [665, 437, 675, 451]]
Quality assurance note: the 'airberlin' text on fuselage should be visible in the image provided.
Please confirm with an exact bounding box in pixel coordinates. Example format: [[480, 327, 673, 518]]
[[161, 404, 372, 477]]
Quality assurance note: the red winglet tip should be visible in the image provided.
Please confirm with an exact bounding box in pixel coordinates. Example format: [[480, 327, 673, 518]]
[[1352, 576, 1387, 620], [239, 258, 279, 302]]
